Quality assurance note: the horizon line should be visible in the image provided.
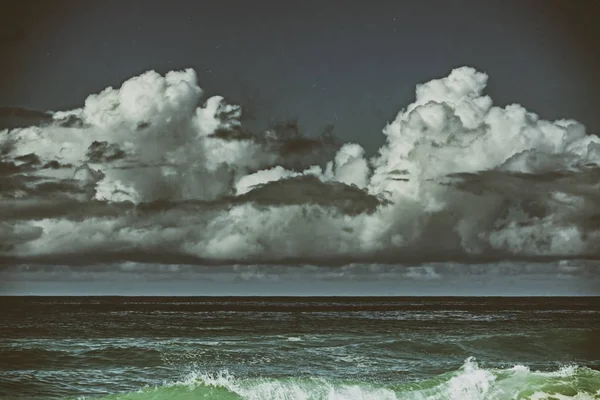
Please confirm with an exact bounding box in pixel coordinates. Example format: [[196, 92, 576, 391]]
[[2, 294, 599, 298]]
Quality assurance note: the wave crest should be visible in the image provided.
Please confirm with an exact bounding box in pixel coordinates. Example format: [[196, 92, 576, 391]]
[[96, 358, 600, 400]]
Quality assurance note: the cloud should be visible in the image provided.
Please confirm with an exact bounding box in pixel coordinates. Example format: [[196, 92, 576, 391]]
[[3, 262, 599, 296], [1, 66, 600, 265]]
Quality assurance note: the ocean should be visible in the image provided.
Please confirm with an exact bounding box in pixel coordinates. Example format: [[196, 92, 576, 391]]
[[1, 296, 599, 399]]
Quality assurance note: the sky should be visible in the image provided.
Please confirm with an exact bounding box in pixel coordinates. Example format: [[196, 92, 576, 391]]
[[2, 0, 600, 153], [1, 1, 600, 295]]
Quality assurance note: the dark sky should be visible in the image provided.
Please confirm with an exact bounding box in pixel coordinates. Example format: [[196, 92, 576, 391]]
[[1, 0, 599, 154]]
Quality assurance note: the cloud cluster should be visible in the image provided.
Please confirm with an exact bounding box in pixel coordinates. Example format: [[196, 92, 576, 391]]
[[1, 67, 600, 264]]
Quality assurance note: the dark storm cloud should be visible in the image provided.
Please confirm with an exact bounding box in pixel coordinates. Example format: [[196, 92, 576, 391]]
[[0, 107, 54, 130]]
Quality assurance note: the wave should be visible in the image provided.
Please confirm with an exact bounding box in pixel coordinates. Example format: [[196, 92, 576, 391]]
[[89, 358, 600, 400]]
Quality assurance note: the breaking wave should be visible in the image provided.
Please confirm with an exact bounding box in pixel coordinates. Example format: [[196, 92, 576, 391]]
[[90, 358, 600, 400], [2, 67, 600, 264]]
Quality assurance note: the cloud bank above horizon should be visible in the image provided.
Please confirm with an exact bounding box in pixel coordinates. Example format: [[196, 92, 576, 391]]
[[3, 261, 599, 296], [1, 66, 600, 266]]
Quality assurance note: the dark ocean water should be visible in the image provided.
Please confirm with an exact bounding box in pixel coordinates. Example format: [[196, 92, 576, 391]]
[[1, 297, 599, 399]]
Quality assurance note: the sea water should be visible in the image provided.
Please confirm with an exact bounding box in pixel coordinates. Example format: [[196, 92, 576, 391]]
[[1, 297, 599, 399]]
